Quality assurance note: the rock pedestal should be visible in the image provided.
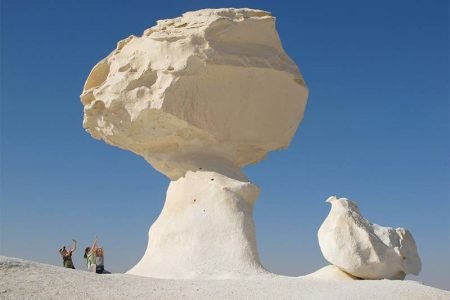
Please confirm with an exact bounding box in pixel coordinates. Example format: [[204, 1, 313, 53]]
[[81, 8, 308, 278], [128, 169, 264, 278]]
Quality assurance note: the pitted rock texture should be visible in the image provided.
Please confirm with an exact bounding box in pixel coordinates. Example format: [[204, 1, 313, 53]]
[[81, 8, 308, 179], [318, 196, 422, 280]]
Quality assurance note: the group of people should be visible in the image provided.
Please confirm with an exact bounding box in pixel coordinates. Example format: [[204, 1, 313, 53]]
[[58, 237, 109, 274]]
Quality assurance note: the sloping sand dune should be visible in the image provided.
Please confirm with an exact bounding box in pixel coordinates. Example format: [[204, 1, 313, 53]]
[[1, 257, 448, 299]]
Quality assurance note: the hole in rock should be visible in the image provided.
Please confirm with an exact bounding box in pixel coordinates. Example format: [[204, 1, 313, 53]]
[[294, 77, 305, 86], [118, 63, 131, 72], [126, 69, 157, 90], [175, 22, 188, 28], [210, 178, 214, 181], [84, 60, 110, 90]]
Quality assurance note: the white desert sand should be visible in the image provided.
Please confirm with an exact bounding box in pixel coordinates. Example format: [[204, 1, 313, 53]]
[[1, 257, 448, 300]]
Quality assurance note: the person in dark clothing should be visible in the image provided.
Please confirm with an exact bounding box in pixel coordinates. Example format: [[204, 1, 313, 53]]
[[95, 247, 105, 274], [59, 239, 77, 269]]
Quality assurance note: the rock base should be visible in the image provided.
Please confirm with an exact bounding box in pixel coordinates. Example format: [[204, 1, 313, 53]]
[[127, 170, 266, 278]]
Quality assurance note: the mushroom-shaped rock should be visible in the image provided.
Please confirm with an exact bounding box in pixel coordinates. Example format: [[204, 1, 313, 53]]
[[318, 196, 421, 280], [81, 8, 308, 278]]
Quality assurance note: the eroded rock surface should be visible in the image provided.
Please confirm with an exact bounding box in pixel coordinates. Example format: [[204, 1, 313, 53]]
[[318, 196, 421, 280], [81, 8, 308, 180]]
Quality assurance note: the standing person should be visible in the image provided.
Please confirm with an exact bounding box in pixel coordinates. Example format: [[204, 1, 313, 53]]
[[84, 237, 98, 272], [95, 247, 105, 274], [59, 239, 77, 269]]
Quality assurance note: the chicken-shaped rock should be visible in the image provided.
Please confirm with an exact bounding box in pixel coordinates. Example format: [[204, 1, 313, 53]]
[[318, 196, 421, 280]]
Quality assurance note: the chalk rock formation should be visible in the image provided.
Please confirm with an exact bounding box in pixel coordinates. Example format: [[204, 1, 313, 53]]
[[81, 8, 308, 278], [128, 171, 264, 278], [81, 8, 308, 180], [318, 196, 421, 280]]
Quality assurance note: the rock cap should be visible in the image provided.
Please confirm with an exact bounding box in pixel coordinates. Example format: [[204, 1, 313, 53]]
[[81, 8, 308, 179]]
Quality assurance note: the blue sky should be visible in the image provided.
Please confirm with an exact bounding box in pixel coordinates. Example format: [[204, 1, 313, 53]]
[[1, 0, 449, 290]]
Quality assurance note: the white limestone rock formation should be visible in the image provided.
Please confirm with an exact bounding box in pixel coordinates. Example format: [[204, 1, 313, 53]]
[[81, 8, 307, 181], [128, 171, 264, 278], [318, 196, 421, 280], [80, 8, 308, 278]]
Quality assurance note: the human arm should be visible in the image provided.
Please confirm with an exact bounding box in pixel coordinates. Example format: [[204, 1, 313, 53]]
[[91, 237, 98, 252], [70, 239, 77, 253]]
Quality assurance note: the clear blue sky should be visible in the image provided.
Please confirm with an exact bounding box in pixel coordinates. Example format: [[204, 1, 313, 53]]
[[1, 0, 449, 290]]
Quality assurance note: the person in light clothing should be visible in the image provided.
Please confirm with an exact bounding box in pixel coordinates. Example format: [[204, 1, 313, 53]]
[[84, 237, 98, 272]]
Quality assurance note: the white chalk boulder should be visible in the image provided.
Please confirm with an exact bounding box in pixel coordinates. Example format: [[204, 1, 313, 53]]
[[318, 196, 421, 280], [81, 8, 308, 278]]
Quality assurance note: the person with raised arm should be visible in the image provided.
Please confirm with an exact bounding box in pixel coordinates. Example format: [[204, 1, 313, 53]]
[[59, 239, 77, 269], [84, 237, 98, 272]]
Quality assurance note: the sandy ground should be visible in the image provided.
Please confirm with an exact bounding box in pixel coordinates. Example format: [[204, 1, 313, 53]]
[[1, 256, 448, 300]]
